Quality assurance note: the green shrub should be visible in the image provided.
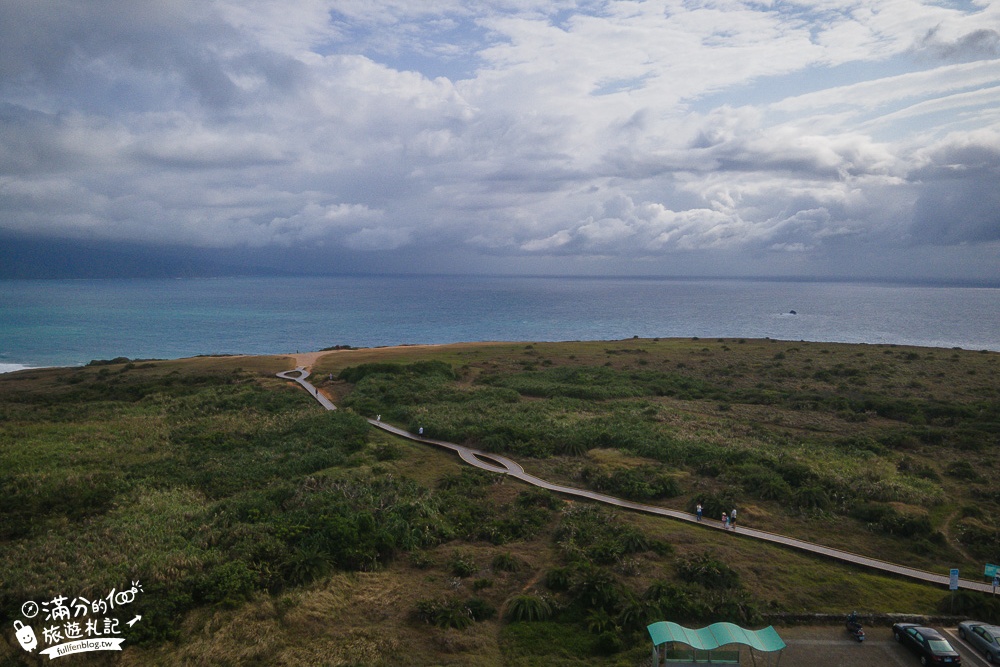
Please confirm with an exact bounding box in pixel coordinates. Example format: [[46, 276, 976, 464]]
[[958, 504, 984, 520], [945, 460, 982, 481], [492, 552, 523, 573], [581, 465, 682, 501], [939, 590, 1000, 622], [675, 552, 740, 590], [569, 564, 625, 611], [956, 518, 1000, 562], [897, 456, 941, 481], [372, 442, 403, 461], [775, 460, 817, 486], [127, 584, 194, 645], [450, 552, 477, 577], [850, 502, 935, 539], [554, 504, 662, 564], [723, 464, 791, 501], [415, 598, 474, 629], [792, 485, 831, 511], [201, 560, 257, 607], [593, 630, 624, 655], [544, 567, 572, 592], [516, 487, 563, 510], [559, 438, 591, 456], [689, 491, 738, 521], [503, 594, 553, 622], [338, 360, 456, 384], [704, 588, 764, 625], [472, 578, 493, 591], [465, 597, 497, 621], [409, 551, 433, 569], [281, 544, 333, 586], [617, 596, 661, 633], [642, 581, 710, 624], [586, 607, 618, 634]]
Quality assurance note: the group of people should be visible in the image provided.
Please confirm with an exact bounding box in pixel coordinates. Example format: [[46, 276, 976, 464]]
[[694, 504, 737, 530]]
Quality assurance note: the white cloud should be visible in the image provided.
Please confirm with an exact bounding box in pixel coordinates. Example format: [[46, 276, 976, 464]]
[[0, 0, 999, 279]]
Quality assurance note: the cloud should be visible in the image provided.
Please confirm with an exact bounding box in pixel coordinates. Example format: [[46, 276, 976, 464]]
[[908, 129, 1000, 245], [918, 26, 1000, 62], [0, 0, 999, 280]]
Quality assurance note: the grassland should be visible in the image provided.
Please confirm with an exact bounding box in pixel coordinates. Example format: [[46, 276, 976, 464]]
[[1, 339, 999, 666]]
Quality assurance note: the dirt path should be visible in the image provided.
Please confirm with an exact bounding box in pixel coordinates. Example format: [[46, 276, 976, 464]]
[[942, 508, 976, 563], [287, 351, 328, 370]]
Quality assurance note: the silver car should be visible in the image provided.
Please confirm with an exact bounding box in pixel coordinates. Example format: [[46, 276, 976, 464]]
[[958, 621, 1000, 663]]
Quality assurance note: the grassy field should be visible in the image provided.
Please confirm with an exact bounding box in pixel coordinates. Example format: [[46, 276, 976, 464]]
[[1, 339, 999, 666]]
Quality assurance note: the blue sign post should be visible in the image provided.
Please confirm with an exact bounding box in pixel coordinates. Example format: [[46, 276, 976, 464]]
[[949, 569, 960, 613]]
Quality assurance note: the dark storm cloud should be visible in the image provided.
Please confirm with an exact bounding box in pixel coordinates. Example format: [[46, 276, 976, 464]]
[[909, 137, 1000, 245]]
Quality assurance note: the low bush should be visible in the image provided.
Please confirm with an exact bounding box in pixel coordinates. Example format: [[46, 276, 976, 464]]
[[955, 518, 1000, 563], [723, 463, 791, 502], [792, 485, 831, 511], [945, 460, 982, 481], [554, 504, 667, 565], [849, 502, 936, 539], [503, 594, 553, 622], [939, 590, 1000, 622], [415, 598, 474, 630], [690, 491, 738, 521], [675, 551, 740, 590], [544, 567, 572, 592], [201, 559, 257, 607], [450, 552, 477, 577], [581, 464, 682, 501], [492, 552, 523, 573], [338, 360, 456, 384]]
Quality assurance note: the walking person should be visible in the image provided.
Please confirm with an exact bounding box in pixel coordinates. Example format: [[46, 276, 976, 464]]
[[696, 503, 703, 522], [730, 508, 737, 530], [722, 512, 729, 529]]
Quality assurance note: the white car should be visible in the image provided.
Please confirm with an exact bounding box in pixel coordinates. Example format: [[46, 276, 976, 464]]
[[958, 621, 1000, 663]]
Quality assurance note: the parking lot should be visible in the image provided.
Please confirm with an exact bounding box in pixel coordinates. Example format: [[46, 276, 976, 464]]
[[767, 625, 988, 667]]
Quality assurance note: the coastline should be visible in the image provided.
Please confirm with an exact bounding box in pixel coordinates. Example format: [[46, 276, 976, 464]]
[[0, 363, 36, 374], [0, 342, 505, 375]]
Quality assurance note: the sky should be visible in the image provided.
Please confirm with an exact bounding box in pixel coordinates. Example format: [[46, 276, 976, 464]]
[[1, 0, 999, 280]]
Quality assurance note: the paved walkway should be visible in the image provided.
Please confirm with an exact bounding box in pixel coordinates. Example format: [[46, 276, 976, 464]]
[[277, 367, 995, 594]]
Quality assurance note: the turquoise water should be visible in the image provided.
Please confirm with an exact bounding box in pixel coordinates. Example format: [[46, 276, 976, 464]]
[[2, 275, 999, 371]]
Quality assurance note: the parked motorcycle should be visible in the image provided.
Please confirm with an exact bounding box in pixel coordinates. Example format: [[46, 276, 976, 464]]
[[846, 611, 866, 642]]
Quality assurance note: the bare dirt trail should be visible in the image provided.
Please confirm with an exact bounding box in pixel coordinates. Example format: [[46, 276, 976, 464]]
[[287, 351, 328, 370]]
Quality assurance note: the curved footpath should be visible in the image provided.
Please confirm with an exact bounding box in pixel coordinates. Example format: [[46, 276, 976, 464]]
[[277, 367, 994, 594]]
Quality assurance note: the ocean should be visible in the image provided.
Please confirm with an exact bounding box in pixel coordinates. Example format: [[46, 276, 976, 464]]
[[2, 275, 999, 372]]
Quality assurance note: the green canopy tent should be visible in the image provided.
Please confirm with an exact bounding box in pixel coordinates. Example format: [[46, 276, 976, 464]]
[[647, 621, 786, 666]]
